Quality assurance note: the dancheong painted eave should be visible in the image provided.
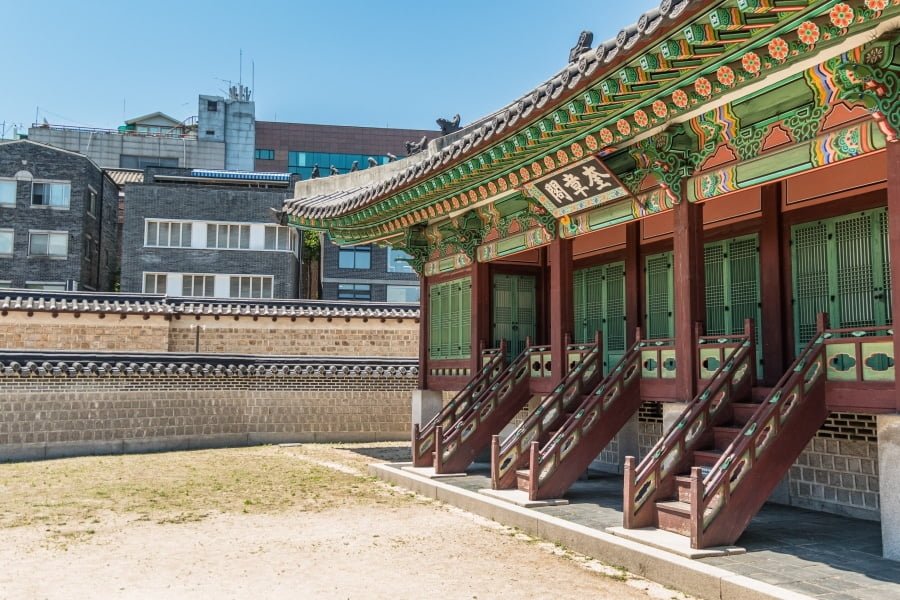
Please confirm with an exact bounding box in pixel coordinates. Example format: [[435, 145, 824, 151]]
[[282, 0, 900, 247]]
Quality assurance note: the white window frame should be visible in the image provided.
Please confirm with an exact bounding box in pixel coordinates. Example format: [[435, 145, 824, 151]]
[[145, 219, 192, 248], [181, 274, 216, 297], [0, 228, 13, 256], [24, 281, 67, 291], [28, 230, 68, 258], [0, 280, 12, 288], [337, 283, 372, 300], [30, 180, 71, 209], [386, 284, 420, 303], [228, 275, 274, 299], [263, 225, 296, 252], [0, 179, 16, 206], [207, 223, 250, 250], [143, 273, 168, 294]]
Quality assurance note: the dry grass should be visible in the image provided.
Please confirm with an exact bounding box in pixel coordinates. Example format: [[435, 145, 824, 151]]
[[0, 445, 408, 535]]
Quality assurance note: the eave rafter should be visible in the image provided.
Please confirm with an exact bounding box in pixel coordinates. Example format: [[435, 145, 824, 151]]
[[288, 0, 900, 245]]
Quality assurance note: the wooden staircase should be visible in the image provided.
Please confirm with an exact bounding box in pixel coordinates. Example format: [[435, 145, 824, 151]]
[[625, 316, 831, 549], [490, 334, 604, 491], [514, 336, 645, 501], [411, 343, 507, 468], [432, 343, 533, 474]]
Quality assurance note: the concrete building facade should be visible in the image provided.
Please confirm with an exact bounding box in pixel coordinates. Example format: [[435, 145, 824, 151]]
[[28, 89, 255, 171], [255, 120, 436, 301], [120, 167, 300, 299], [0, 140, 119, 291]]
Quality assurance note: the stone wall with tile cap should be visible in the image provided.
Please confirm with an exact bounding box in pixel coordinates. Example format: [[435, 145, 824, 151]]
[[0, 293, 419, 357]]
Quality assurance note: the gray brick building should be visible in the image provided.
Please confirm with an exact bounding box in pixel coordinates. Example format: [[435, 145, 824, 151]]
[[321, 236, 420, 302], [120, 168, 301, 299], [0, 140, 119, 291]]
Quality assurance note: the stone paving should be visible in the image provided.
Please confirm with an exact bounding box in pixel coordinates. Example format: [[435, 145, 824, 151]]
[[440, 464, 900, 600]]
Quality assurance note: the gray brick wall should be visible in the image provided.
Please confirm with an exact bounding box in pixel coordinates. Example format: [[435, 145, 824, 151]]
[[120, 181, 299, 297], [0, 140, 117, 291]]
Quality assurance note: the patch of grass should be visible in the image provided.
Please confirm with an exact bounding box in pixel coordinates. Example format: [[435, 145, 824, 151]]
[[0, 447, 394, 530]]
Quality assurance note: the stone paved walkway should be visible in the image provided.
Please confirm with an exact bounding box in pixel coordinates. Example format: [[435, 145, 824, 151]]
[[439, 464, 900, 600]]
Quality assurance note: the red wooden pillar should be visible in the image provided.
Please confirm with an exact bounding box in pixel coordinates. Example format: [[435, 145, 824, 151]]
[[759, 183, 786, 386], [673, 197, 705, 402], [624, 221, 641, 345], [887, 142, 900, 411], [418, 276, 429, 390], [470, 260, 491, 375], [548, 236, 574, 383]]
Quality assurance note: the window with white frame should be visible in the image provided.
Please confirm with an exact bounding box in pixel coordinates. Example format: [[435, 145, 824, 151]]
[[182, 274, 215, 297], [28, 231, 68, 257], [145, 220, 192, 248], [31, 182, 70, 208], [207, 223, 250, 249], [84, 234, 93, 263], [264, 225, 295, 251], [25, 282, 66, 291], [386, 285, 420, 303], [0, 180, 15, 206], [0, 229, 13, 255], [0, 281, 11, 288], [143, 273, 167, 294], [387, 247, 415, 273], [229, 275, 273, 299], [337, 283, 372, 300]]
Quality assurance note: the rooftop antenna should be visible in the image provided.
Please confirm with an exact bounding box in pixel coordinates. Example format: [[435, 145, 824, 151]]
[[239, 49, 243, 88], [252, 60, 255, 101]]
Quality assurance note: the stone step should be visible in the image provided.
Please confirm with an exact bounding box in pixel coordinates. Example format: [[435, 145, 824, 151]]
[[656, 500, 692, 537]]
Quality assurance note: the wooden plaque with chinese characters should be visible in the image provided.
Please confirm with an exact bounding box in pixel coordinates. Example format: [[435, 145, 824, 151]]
[[522, 156, 633, 219]]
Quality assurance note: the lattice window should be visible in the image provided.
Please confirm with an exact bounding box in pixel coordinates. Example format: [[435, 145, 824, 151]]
[[645, 252, 673, 340], [428, 277, 472, 360]]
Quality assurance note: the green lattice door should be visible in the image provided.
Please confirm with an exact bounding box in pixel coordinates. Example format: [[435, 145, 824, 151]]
[[705, 235, 763, 375], [791, 208, 892, 354], [573, 261, 626, 372], [428, 277, 472, 360], [645, 251, 674, 340], [493, 273, 536, 356]]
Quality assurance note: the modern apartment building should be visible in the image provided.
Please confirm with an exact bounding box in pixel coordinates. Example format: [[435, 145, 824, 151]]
[[28, 86, 255, 172], [120, 167, 300, 299], [0, 140, 119, 291], [255, 120, 437, 301]]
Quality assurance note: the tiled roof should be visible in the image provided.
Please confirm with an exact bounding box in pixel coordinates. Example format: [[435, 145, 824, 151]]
[[283, 0, 695, 222], [0, 350, 418, 378], [0, 291, 420, 319]]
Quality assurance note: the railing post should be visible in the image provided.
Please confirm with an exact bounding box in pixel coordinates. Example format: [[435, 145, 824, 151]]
[[744, 318, 757, 388], [433, 425, 444, 474], [689, 466, 703, 549], [634, 326, 642, 344], [816, 312, 830, 334], [564, 332, 572, 375], [500, 339, 508, 363], [528, 441, 540, 500], [491, 434, 501, 488], [412, 423, 420, 457], [623, 456, 636, 528]]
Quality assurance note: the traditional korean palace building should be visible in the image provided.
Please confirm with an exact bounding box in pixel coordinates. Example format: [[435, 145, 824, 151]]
[[283, 0, 900, 555]]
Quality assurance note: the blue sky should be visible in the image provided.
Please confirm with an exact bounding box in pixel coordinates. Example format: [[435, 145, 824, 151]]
[[1, 1, 660, 135]]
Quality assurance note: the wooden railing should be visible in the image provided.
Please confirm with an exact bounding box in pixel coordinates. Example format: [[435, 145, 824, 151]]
[[533, 334, 644, 491], [412, 342, 506, 467], [491, 333, 603, 489], [624, 320, 755, 529], [641, 329, 754, 381], [692, 316, 827, 548], [824, 325, 894, 383], [640, 338, 676, 380], [434, 343, 531, 473]]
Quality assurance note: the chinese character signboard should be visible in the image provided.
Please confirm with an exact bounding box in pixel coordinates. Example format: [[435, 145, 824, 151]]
[[522, 156, 633, 219]]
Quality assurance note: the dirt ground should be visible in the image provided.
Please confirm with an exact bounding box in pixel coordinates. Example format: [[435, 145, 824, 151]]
[[0, 443, 690, 600]]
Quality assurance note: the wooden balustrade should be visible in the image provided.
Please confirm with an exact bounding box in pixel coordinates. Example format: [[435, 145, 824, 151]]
[[412, 341, 506, 467], [624, 320, 756, 529], [491, 332, 604, 489]]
